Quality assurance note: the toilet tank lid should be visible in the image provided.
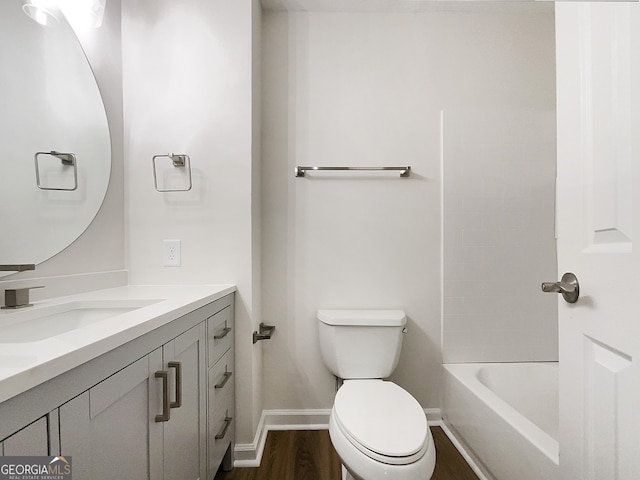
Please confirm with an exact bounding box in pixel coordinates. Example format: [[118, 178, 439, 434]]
[[317, 309, 406, 326]]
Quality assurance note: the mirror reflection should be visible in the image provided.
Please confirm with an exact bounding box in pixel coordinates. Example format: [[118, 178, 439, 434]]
[[0, 1, 111, 273]]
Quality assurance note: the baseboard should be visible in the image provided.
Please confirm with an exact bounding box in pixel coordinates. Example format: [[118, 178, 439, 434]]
[[439, 421, 490, 480], [234, 409, 332, 467], [424, 407, 442, 424], [234, 407, 444, 468]]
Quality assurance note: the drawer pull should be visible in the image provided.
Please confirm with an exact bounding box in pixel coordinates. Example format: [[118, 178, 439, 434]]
[[215, 371, 233, 389], [215, 416, 233, 440], [168, 361, 182, 409], [155, 371, 170, 422], [214, 327, 232, 340]]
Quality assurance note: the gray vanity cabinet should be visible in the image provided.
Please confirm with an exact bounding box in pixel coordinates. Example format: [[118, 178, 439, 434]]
[[0, 415, 52, 456], [59, 351, 163, 480], [206, 305, 235, 478], [0, 292, 235, 480], [59, 324, 207, 480], [162, 323, 207, 480]]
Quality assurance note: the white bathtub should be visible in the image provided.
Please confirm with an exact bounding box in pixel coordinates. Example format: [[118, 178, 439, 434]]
[[443, 363, 559, 480]]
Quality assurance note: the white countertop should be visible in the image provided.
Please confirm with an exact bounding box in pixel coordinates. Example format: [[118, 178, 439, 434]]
[[0, 284, 235, 404]]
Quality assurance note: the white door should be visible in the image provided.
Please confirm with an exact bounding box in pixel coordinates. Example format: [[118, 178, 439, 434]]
[[555, 3, 640, 480]]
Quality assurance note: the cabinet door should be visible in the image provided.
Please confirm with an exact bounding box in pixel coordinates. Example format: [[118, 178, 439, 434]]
[[59, 351, 164, 480], [1, 416, 48, 456], [163, 323, 206, 480]]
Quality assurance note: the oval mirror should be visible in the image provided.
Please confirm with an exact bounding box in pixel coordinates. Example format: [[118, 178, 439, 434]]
[[0, 1, 111, 275]]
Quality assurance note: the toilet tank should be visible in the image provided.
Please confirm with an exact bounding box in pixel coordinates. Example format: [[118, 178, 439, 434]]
[[317, 309, 407, 379]]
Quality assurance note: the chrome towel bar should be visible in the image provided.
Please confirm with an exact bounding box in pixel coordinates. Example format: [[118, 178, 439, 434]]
[[295, 165, 411, 178]]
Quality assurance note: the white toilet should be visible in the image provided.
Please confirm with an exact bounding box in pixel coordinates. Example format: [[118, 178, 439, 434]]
[[317, 309, 436, 480]]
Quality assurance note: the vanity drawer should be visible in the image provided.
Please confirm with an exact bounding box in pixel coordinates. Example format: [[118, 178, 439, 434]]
[[209, 401, 234, 474], [207, 306, 233, 367], [208, 349, 234, 413]]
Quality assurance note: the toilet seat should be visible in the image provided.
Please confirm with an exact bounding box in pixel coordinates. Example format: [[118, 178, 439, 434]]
[[333, 380, 428, 466]]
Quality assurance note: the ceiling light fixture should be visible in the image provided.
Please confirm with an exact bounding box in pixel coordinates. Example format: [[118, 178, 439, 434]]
[[22, 0, 107, 29], [21, 0, 60, 26], [59, 0, 106, 29]]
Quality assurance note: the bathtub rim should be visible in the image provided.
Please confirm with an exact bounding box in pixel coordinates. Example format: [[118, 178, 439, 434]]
[[443, 362, 560, 465]]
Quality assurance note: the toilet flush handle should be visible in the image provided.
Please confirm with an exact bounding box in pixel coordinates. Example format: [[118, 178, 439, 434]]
[[402, 327, 408, 334]]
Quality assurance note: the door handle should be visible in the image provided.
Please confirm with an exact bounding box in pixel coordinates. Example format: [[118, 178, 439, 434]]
[[541, 272, 580, 303], [155, 371, 170, 422], [168, 361, 182, 409]]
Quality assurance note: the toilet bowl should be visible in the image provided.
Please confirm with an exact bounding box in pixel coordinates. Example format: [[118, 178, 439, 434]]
[[328, 380, 436, 480], [317, 310, 436, 480]]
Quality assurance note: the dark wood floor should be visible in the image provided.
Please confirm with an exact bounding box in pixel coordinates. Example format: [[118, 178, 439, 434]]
[[431, 427, 480, 480], [215, 427, 479, 480]]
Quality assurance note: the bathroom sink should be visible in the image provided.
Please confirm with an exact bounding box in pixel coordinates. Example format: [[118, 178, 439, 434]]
[[0, 354, 39, 370], [0, 299, 161, 343]]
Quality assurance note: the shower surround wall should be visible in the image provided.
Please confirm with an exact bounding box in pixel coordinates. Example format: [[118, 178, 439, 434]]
[[261, 7, 556, 412], [443, 110, 558, 362]]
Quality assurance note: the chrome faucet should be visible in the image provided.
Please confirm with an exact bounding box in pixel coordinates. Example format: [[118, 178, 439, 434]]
[[2, 286, 44, 309], [0, 264, 35, 272], [0, 264, 40, 309]]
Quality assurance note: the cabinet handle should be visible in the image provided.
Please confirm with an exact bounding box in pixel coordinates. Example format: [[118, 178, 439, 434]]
[[168, 361, 182, 409], [155, 371, 170, 422], [214, 327, 232, 340], [214, 371, 233, 390], [215, 416, 233, 440]]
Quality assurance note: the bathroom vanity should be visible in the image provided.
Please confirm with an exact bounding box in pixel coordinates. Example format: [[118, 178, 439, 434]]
[[0, 285, 236, 480]]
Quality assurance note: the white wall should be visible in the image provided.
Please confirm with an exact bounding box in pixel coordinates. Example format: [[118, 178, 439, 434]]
[[261, 8, 556, 411], [0, 0, 126, 300], [251, 0, 264, 441], [122, 0, 262, 444]]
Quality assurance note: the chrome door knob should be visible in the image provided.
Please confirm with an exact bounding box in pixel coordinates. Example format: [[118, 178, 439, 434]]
[[541, 272, 580, 303]]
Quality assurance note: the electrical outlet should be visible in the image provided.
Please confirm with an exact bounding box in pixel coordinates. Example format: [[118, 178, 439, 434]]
[[163, 239, 181, 267]]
